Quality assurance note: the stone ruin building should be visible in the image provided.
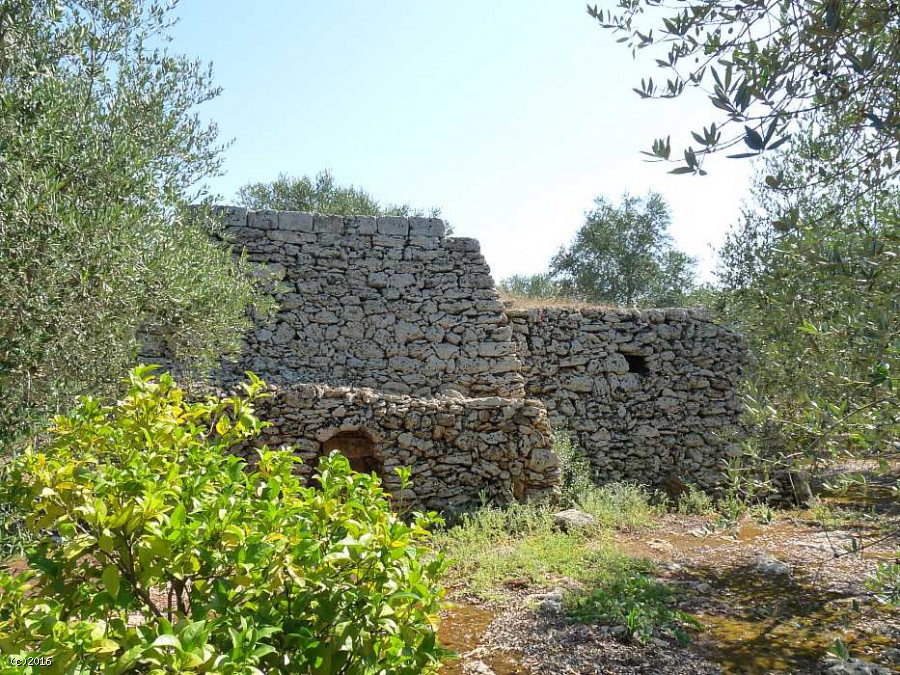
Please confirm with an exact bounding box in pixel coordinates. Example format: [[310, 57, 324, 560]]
[[200, 206, 748, 512]]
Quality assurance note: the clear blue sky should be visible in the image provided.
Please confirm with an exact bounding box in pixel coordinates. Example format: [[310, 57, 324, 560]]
[[170, 1, 756, 282]]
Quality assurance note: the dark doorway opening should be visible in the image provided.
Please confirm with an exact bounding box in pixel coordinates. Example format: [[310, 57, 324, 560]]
[[624, 353, 650, 375], [321, 430, 382, 476]]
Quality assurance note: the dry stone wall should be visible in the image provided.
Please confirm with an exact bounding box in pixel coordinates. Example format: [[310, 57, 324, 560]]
[[506, 306, 748, 490], [245, 383, 559, 512], [171, 207, 750, 509], [197, 206, 555, 511], [213, 206, 523, 399]]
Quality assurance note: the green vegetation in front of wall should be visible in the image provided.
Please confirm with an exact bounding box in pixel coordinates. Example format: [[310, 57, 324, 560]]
[[432, 433, 695, 644], [0, 367, 447, 674], [567, 569, 702, 645]]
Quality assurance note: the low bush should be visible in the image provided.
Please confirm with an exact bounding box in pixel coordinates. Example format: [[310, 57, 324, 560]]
[[0, 366, 447, 674], [556, 432, 660, 528], [675, 484, 716, 516], [555, 432, 595, 508], [867, 562, 900, 606], [0, 503, 29, 561], [578, 483, 661, 529], [567, 571, 701, 645]]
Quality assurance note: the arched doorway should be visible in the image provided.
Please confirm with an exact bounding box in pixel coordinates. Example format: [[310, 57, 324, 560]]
[[321, 430, 382, 476]]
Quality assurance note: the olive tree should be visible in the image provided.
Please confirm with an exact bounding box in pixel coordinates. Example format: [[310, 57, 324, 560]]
[[718, 154, 899, 472], [497, 273, 566, 301], [550, 192, 697, 307], [589, 0, 899, 213], [0, 0, 265, 446], [238, 169, 445, 221]]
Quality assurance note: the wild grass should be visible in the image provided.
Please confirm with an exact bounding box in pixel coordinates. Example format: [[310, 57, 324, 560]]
[[432, 483, 659, 595], [675, 483, 716, 515], [430, 476, 699, 640], [431, 433, 702, 641], [433, 497, 630, 594], [579, 482, 663, 529], [433, 434, 663, 594]]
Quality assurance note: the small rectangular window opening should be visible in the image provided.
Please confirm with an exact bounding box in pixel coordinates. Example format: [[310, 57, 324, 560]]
[[624, 354, 650, 375]]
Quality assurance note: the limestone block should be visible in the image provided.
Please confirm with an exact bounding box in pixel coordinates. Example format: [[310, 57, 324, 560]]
[[248, 209, 278, 229], [268, 230, 315, 244], [367, 272, 389, 289], [443, 237, 480, 253], [272, 323, 295, 345], [603, 353, 630, 374], [489, 357, 520, 374], [211, 205, 248, 229], [553, 509, 596, 531], [527, 447, 558, 472], [278, 211, 314, 232], [409, 217, 445, 237], [376, 216, 409, 236], [312, 214, 345, 234], [477, 341, 516, 357], [346, 215, 377, 235], [564, 376, 594, 393], [388, 273, 416, 288], [395, 321, 424, 343]]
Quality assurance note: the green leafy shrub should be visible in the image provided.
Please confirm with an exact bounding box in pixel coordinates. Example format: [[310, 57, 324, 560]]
[[676, 484, 715, 516], [0, 503, 30, 561], [567, 571, 701, 645], [555, 433, 595, 508], [577, 483, 660, 529], [0, 366, 447, 674], [867, 562, 900, 607]]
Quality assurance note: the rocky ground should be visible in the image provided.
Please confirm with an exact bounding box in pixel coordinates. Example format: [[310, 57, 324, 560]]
[[438, 495, 900, 675]]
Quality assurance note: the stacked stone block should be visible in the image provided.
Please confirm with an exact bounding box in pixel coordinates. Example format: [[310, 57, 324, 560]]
[[246, 383, 559, 512], [506, 306, 748, 490], [213, 206, 524, 399], [168, 207, 750, 509]]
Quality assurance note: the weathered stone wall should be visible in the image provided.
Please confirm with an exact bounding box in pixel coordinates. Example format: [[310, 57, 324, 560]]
[[162, 206, 750, 507], [506, 306, 748, 490], [213, 206, 524, 399], [246, 383, 559, 512]]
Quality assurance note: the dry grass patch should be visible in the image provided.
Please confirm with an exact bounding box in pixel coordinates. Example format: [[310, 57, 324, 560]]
[[499, 293, 622, 311]]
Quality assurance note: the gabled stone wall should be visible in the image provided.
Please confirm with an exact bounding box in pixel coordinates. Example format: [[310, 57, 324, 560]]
[[506, 306, 748, 490], [213, 206, 524, 399]]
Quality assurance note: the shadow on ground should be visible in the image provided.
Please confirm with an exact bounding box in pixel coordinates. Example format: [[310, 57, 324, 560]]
[[675, 559, 898, 674]]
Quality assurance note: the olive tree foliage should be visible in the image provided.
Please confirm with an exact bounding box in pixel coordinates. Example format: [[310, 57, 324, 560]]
[[0, 1, 266, 447], [238, 169, 448, 226], [549, 192, 697, 307], [589, 1, 899, 215], [497, 273, 566, 301], [717, 143, 899, 501]]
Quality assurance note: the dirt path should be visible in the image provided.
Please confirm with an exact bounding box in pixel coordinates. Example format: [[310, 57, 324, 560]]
[[620, 513, 899, 674], [438, 506, 900, 674]]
